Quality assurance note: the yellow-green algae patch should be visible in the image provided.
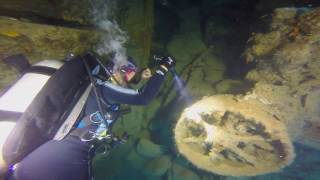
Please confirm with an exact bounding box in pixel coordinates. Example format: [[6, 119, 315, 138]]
[[0, 17, 101, 63], [174, 95, 295, 176], [0, 17, 102, 90]]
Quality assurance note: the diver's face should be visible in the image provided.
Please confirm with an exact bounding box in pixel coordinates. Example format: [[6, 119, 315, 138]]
[[114, 71, 136, 86], [125, 71, 136, 82]]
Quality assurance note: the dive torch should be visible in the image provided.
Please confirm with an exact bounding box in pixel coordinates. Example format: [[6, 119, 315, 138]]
[[153, 55, 178, 76]]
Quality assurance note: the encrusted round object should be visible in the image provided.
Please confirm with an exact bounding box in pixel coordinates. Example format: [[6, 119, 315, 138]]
[[174, 95, 295, 176]]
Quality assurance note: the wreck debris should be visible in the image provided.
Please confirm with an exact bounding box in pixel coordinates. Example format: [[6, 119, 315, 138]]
[[175, 95, 295, 176]]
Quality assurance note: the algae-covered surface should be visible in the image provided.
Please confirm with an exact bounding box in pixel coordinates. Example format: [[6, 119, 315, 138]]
[[0, 16, 102, 90], [1, 0, 320, 180]]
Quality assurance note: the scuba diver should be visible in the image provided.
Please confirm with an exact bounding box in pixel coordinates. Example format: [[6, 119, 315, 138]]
[[6, 53, 176, 180]]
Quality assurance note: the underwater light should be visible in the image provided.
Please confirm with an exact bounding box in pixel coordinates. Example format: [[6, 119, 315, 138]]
[[204, 123, 215, 142], [184, 107, 202, 123], [170, 67, 193, 105], [184, 104, 216, 142]]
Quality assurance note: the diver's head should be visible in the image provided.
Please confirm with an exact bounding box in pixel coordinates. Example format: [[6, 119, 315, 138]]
[[106, 56, 152, 86], [120, 57, 138, 83], [111, 57, 138, 86]]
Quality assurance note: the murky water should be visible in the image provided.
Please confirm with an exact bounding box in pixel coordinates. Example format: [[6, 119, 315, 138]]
[[93, 1, 320, 180], [1, 0, 320, 179]]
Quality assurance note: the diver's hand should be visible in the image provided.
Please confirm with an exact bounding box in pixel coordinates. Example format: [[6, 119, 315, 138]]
[[141, 68, 152, 79], [159, 56, 176, 71]]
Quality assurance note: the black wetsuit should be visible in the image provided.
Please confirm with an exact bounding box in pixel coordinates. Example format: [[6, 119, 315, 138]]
[[8, 68, 167, 180], [85, 68, 167, 114]]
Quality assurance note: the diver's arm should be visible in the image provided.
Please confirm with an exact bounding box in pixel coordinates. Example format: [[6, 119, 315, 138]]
[[99, 67, 168, 105]]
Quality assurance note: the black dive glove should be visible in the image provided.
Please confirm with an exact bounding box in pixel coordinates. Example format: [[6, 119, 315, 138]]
[[154, 55, 176, 71]]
